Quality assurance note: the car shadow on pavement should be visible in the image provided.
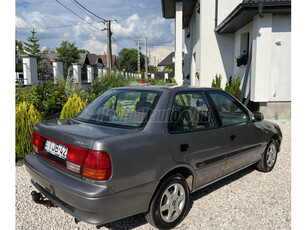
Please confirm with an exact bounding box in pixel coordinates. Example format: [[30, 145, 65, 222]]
[[186, 165, 255, 213], [102, 165, 255, 230]]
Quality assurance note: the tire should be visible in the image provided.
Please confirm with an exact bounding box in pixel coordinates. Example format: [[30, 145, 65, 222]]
[[145, 174, 190, 229], [256, 139, 278, 172]]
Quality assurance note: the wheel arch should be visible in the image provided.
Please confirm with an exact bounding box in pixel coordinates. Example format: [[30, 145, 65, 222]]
[[146, 165, 195, 212], [270, 134, 281, 152]]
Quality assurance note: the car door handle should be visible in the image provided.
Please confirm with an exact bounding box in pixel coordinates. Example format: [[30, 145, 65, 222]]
[[180, 144, 189, 152], [230, 135, 236, 141]]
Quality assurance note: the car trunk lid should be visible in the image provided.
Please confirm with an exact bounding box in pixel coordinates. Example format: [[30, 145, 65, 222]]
[[31, 118, 138, 178]]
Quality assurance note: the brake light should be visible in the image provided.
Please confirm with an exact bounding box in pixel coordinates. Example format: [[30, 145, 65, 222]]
[[82, 151, 112, 181], [66, 146, 87, 174], [31, 131, 43, 154]]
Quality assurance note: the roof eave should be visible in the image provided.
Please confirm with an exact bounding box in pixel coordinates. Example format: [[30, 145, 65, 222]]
[[215, 1, 291, 34]]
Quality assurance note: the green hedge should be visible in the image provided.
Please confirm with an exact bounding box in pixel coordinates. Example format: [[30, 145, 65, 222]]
[[60, 93, 86, 119], [15, 101, 42, 160]]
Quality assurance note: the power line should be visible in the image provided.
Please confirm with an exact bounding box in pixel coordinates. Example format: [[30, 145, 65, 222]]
[[16, 21, 101, 30], [16, 35, 105, 40], [55, 0, 102, 32], [73, 0, 107, 23], [70, 0, 102, 24]]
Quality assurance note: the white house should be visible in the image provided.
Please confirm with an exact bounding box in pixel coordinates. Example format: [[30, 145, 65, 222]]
[[161, 0, 291, 119]]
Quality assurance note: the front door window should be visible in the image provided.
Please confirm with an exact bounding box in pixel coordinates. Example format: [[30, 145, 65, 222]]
[[208, 91, 249, 126]]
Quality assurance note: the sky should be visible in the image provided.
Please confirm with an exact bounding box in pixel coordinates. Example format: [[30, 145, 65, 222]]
[[15, 0, 175, 65]]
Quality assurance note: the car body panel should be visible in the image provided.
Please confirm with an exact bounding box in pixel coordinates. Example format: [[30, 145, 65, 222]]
[[26, 152, 158, 225], [25, 86, 282, 226]]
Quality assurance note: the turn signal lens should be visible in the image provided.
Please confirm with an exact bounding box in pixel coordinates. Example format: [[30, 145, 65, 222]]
[[82, 151, 112, 181]]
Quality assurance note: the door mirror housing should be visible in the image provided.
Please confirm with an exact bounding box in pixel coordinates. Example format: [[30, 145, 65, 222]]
[[252, 111, 264, 122]]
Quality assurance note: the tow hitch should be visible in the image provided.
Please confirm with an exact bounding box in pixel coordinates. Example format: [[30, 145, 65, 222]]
[[31, 191, 57, 209]]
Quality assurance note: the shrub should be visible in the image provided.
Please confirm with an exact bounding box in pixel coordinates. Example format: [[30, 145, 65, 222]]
[[170, 77, 177, 84], [131, 97, 140, 112], [65, 75, 80, 98], [79, 88, 97, 105], [15, 85, 39, 107], [15, 102, 42, 160], [211, 74, 222, 89], [60, 93, 86, 119], [91, 72, 129, 97], [33, 81, 67, 117], [104, 96, 127, 116], [225, 76, 242, 100], [16, 80, 68, 118], [148, 79, 168, 86]]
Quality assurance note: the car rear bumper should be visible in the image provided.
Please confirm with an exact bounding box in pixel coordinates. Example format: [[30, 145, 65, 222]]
[[25, 152, 159, 225]]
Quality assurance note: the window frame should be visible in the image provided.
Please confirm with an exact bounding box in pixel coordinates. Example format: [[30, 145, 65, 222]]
[[205, 90, 252, 127], [167, 90, 220, 134]]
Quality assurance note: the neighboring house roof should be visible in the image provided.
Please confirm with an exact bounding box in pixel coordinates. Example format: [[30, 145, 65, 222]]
[[39, 54, 58, 72], [97, 54, 116, 67], [215, 0, 291, 34], [38, 53, 104, 72], [158, 51, 184, 66], [158, 52, 175, 66], [79, 53, 87, 65], [87, 53, 103, 67]]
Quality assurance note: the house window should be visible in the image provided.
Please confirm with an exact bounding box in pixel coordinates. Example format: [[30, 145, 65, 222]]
[[240, 33, 249, 55], [237, 33, 249, 67]]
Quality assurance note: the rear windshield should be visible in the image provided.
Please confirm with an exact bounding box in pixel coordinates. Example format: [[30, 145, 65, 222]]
[[75, 89, 161, 128]]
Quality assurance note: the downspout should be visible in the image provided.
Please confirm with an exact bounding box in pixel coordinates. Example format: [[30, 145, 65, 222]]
[[215, 0, 218, 28], [258, 2, 264, 18], [240, 42, 253, 105]]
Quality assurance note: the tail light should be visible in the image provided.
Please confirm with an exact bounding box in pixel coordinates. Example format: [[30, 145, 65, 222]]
[[82, 151, 112, 181], [31, 131, 44, 154], [31, 131, 112, 181], [66, 146, 87, 174]]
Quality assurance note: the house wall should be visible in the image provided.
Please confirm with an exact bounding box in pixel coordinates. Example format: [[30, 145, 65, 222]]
[[198, 0, 234, 88], [185, 3, 201, 86], [250, 14, 291, 103], [268, 14, 291, 102]]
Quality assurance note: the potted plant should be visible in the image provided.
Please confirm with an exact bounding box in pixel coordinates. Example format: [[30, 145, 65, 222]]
[[236, 50, 248, 67]]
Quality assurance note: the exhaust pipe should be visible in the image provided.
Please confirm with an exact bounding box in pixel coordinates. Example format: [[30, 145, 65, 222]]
[[31, 191, 57, 209]]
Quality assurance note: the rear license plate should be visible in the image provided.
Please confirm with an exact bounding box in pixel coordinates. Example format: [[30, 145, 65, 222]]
[[44, 140, 68, 160]]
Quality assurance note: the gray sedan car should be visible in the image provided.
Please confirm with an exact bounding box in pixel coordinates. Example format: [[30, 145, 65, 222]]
[[25, 86, 282, 229]]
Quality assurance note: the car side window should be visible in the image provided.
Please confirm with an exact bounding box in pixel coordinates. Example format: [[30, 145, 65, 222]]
[[208, 91, 249, 126], [168, 92, 218, 133]]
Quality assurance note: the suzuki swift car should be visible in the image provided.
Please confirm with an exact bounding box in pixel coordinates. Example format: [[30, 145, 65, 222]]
[[25, 86, 282, 229]]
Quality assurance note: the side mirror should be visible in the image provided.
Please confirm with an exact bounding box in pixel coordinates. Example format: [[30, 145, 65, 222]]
[[252, 111, 264, 122]]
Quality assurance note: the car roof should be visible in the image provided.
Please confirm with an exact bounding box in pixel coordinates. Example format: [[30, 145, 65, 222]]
[[112, 85, 222, 92]]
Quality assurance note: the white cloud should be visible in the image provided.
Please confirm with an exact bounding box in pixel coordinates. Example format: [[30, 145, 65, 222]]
[[82, 39, 106, 54], [15, 0, 175, 56], [15, 16, 28, 28]]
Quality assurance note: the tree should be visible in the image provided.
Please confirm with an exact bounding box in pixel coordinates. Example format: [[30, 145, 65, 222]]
[[56, 41, 81, 70], [115, 48, 146, 72], [164, 63, 174, 72], [23, 29, 40, 56], [41, 47, 56, 54], [148, 65, 156, 72], [16, 40, 26, 72]]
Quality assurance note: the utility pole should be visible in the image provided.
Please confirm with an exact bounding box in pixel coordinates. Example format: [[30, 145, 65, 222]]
[[102, 20, 116, 70], [145, 37, 148, 79], [136, 40, 142, 73], [106, 20, 112, 70]]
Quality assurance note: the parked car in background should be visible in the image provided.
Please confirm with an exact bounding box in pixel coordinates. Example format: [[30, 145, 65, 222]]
[[25, 86, 282, 229]]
